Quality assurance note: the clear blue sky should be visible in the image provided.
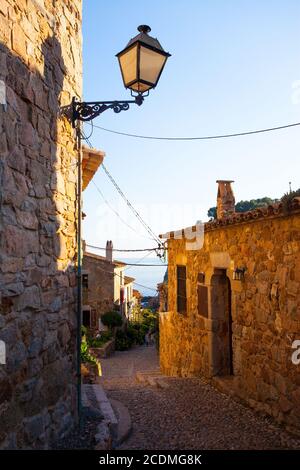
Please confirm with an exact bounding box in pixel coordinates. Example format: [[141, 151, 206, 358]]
[[82, 0, 300, 259]]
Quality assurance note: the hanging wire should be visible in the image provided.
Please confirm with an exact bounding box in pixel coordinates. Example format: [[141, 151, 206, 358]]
[[86, 244, 159, 252], [121, 262, 167, 266], [87, 261, 158, 292], [86, 244, 167, 268], [124, 250, 153, 272], [87, 121, 300, 141], [81, 130, 162, 247], [90, 179, 153, 241], [101, 162, 162, 246], [82, 119, 94, 140]]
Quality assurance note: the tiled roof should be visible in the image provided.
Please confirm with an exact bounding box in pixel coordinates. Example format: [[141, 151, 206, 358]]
[[159, 198, 300, 239], [205, 197, 300, 231], [83, 251, 126, 267], [124, 275, 135, 285], [82, 146, 105, 191]]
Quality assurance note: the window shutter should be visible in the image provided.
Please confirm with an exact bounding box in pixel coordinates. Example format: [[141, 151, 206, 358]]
[[177, 265, 187, 314], [91, 309, 97, 328], [198, 285, 208, 317], [82, 274, 88, 288]]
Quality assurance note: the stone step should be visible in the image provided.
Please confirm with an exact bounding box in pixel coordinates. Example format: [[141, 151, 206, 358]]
[[136, 370, 160, 383], [82, 384, 118, 443], [211, 376, 237, 398], [137, 369, 161, 376], [155, 378, 170, 389], [136, 370, 170, 389], [110, 398, 132, 447]]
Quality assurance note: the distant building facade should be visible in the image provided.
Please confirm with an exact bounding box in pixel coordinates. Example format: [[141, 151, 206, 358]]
[[82, 242, 135, 329]]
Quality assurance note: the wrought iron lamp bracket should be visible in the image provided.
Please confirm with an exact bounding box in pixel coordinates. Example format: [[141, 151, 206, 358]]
[[72, 94, 144, 127]]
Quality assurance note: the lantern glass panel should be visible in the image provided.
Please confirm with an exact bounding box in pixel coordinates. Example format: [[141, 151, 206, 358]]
[[139, 45, 167, 86], [129, 81, 152, 92], [118, 44, 138, 88]]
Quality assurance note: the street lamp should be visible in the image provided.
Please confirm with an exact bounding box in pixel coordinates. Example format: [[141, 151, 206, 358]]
[[117, 25, 171, 94], [73, 25, 170, 422], [72, 25, 171, 127]]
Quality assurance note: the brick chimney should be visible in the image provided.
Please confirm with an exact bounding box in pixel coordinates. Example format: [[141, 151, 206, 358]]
[[106, 240, 113, 262], [216, 180, 235, 220]]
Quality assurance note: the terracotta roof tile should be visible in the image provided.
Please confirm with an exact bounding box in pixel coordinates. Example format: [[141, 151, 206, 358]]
[[124, 275, 135, 285], [159, 198, 300, 239], [83, 251, 126, 267], [82, 146, 105, 191]]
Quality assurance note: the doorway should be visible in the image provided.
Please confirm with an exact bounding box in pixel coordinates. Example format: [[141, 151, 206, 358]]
[[211, 269, 233, 376], [83, 309, 91, 328]]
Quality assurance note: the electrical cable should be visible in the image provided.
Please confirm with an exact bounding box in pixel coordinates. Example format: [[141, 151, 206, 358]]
[[83, 119, 94, 140], [82, 130, 162, 247], [90, 179, 152, 240], [87, 121, 300, 141], [121, 262, 167, 266], [86, 261, 158, 292], [86, 244, 160, 252], [123, 250, 154, 272], [101, 163, 162, 246]]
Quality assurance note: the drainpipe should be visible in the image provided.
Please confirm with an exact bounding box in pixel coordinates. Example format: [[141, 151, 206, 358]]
[[76, 124, 82, 424]]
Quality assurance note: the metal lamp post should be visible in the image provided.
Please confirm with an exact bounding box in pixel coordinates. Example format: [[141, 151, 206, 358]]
[[73, 26, 170, 422]]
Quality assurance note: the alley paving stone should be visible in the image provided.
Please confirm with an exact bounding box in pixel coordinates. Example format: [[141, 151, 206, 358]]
[[98, 346, 300, 450]]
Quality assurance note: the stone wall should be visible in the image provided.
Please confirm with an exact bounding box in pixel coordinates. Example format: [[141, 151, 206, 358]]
[[0, 0, 82, 448], [160, 210, 300, 433]]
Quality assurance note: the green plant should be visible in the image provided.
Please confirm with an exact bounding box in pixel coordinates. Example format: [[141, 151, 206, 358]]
[[115, 330, 134, 351], [88, 331, 113, 348], [141, 309, 159, 332], [100, 330, 113, 342], [81, 325, 88, 337], [101, 310, 123, 329], [81, 335, 98, 365], [126, 324, 145, 345], [281, 188, 300, 213], [207, 197, 279, 219]]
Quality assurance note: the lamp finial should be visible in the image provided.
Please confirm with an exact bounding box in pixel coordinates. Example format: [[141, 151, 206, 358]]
[[138, 25, 151, 34]]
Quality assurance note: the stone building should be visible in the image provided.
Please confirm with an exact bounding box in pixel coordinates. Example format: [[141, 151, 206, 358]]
[[124, 275, 135, 319], [82, 243, 136, 329], [159, 181, 300, 433], [157, 269, 168, 312], [0, 0, 83, 449], [133, 289, 142, 305]]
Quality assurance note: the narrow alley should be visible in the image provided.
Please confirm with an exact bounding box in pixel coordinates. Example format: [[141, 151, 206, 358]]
[[98, 346, 300, 450]]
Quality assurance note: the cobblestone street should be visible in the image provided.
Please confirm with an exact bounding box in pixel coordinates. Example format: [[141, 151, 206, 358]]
[[99, 346, 300, 450]]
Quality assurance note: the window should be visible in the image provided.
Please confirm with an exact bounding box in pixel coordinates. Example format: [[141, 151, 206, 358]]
[[198, 285, 208, 317], [177, 265, 187, 313], [82, 274, 88, 289], [83, 309, 91, 327]]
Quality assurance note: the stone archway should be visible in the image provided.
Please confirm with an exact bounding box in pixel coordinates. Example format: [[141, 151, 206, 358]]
[[210, 269, 233, 376]]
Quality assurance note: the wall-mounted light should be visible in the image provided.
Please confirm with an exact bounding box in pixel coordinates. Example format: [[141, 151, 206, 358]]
[[116, 25, 171, 94], [72, 25, 171, 127], [71, 25, 171, 419], [233, 267, 246, 281]]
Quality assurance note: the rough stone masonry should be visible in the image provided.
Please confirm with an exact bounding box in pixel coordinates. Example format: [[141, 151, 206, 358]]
[[160, 182, 300, 435], [0, 0, 82, 448]]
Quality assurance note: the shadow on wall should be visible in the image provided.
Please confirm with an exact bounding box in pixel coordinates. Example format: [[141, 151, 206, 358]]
[[0, 35, 78, 449]]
